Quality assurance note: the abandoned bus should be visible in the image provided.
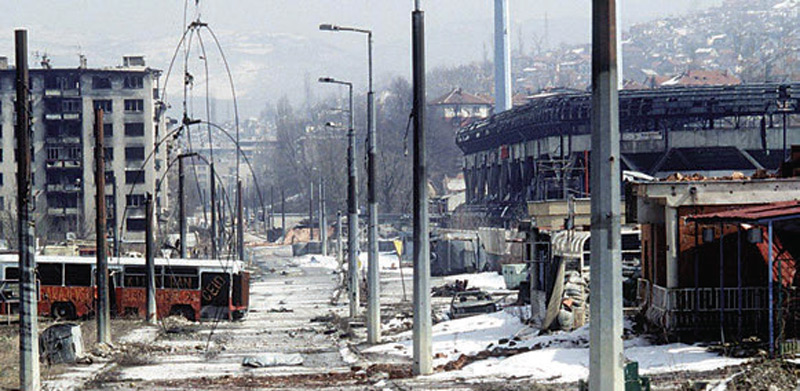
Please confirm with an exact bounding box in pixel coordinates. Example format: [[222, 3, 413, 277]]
[[0, 255, 249, 321]]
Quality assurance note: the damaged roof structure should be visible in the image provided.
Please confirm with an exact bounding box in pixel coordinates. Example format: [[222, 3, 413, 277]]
[[633, 177, 800, 355]]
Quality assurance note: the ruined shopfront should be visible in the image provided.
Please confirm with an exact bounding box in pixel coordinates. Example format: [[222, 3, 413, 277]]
[[632, 178, 800, 353]]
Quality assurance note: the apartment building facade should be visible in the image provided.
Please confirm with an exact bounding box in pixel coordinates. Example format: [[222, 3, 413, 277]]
[[0, 56, 168, 247]]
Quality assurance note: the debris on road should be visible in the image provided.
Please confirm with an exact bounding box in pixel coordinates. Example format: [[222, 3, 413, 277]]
[[725, 361, 799, 391], [432, 279, 471, 297], [449, 290, 501, 319], [241, 353, 304, 368], [40, 323, 84, 365]]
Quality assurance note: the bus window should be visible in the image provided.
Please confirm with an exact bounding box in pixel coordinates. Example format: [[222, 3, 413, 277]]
[[38, 263, 63, 286], [123, 266, 163, 288], [4, 267, 19, 280], [163, 266, 199, 289], [65, 264, 92, 286]]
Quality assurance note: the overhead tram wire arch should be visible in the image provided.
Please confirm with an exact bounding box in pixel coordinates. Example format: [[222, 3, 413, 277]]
[[147, 5, 248, 259], [116, 120, 267, 254], [152, 152, 238, 262], [181, 29, 211, 227], [158, 18, 243, 184]]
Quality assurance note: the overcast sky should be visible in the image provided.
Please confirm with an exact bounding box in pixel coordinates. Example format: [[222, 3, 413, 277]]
[[1, 0, 722, 116]]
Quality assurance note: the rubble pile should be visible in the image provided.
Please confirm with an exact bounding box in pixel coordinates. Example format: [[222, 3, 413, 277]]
[[662, 170, 776, 182], [432, 279, 472, 297], [726, 361, 799, 391]]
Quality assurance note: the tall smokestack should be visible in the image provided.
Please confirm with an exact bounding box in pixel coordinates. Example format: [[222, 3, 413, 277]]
[[617, 2, 624, 90], [494, 0, 512, 114]]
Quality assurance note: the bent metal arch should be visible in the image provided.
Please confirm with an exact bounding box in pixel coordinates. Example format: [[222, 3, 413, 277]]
[[117, 120, 267, 259]]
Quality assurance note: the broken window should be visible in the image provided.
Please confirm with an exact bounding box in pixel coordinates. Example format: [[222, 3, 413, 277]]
[[163, 266, 199, 290], [64, 264, 91, 287], [38, 263, 63, 286], [4, 267, 19, 280], [69, 147, 81, 160], [124, 122, 144, 136], [92, 76, 112, 89], [123, 76, 143, 89], [125, 170, 145, 184], [104, 147, 113, 162], [103, 123, 113, 138], [62, 99, 81, 113], [126, 217, 146, 232], [93, 99, 113, 113], [126, 194, 146, 207], [125, 146, 145, 161], [124, 99, 144, 113]]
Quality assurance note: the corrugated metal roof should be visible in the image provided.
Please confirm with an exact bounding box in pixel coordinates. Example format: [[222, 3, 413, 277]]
[[687, 201, 800, 223]]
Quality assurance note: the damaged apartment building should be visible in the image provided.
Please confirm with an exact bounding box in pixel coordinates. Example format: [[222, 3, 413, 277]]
[[633, 157, 800, 354], [0, 55, 167, 247]]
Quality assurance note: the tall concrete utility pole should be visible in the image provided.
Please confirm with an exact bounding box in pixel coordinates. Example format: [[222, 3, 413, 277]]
[[347, 84, 359, 319], [320, 77, 359, 318], [145, 193, 156, 324], [494, 0, 512, 114], [318, 24, 379, 334], [281, 188, 286, 238], [365, 29, 381, 346], [319, 178, 328, 256], [309, 182, 314, 241], [617, 1, 624, 90], [589, 0, 624, 389], [16, 29, 40, 391], [412, 1, 432, 376], [337, 211, 343, 266], [111, 175, 120, 257], [270, 186, 275, 233], [179, 156, 187, 258], [237, 180, 244, 261], [95, 108, 110, 344], [210, 163, 217, 259]]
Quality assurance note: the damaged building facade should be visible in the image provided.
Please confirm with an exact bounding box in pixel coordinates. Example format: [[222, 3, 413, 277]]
[[633, 177, 800, 353], [456, 84, 800, 215], [0, 56, 167, 245]]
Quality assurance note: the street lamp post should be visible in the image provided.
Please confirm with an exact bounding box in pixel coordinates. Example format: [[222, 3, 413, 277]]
[[320, 22, 381, 345], [319, 77, 359, 319]]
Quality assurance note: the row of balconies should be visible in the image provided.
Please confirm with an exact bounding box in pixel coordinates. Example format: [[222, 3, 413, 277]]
[[43, 89, 81, 98], [44, 113, 81, 121], [47, 207, 78, 216], [45, 183, 81, 192], [45, 159, 81, 169], [45, 136, 81, 145]]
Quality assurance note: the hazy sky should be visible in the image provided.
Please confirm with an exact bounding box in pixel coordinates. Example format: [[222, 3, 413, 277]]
[[1, 0, 722, 116]]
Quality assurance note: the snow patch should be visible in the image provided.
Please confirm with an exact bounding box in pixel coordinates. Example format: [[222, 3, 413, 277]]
[[292, 254, 339, 270], [444, 272, 507, 291], [364, 308, 528, 367]]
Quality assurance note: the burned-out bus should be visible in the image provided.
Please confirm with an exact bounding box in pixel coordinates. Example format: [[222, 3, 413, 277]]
[[0, 255, 249, 321]]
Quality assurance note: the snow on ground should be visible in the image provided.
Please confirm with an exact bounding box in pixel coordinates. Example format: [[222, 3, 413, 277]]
[[366, 305, 746, 384], [291, 254, 339, 270], [432, 340, 748, 383], [364, 308, 528, 367], [444, 272, 507, 291], [359, 252, 402, 270]]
